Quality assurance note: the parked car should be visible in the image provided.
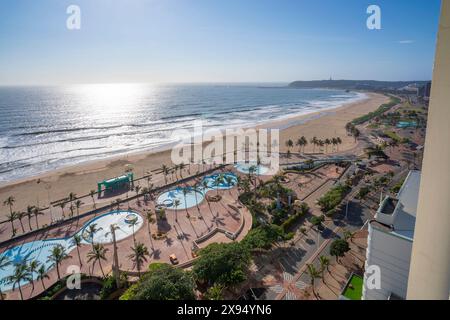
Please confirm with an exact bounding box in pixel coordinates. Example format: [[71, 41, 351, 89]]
[[169, 254, 179, 265]]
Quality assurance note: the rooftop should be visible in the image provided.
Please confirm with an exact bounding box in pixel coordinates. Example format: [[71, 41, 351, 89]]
[[373, 170, 421, 241]]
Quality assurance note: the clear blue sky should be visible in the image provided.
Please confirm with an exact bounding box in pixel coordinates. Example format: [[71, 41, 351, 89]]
[[0, 0, 441, 85]]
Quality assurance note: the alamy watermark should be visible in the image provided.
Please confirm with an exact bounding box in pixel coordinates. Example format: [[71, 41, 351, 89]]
[[367, 5, 381, 30], [66, 265, 81, 290], [66, 5, 81, 30]]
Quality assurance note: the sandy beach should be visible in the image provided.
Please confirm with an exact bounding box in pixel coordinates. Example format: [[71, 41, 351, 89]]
[[0, 92, 388, 221]]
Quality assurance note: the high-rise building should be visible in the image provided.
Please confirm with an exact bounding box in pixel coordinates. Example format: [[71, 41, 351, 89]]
[[363, 171, 420, 300]]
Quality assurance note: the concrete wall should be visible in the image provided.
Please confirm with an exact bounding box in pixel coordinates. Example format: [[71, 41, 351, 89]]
[[363, 224, 413, 300], [407, 0, 450, 300]]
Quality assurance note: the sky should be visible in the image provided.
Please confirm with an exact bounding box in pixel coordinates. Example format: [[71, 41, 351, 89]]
[[0, 0, 442, 85]]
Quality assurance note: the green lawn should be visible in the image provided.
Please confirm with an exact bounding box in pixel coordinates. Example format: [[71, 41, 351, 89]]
[[342, 274, 363, 300]]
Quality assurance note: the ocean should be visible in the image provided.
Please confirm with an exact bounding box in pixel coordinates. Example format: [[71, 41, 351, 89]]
[[0, 83, 365, 182]]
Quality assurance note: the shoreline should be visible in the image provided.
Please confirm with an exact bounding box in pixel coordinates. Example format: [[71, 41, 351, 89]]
[[0, 92, 367, 188], [0, 92, 389, 216]]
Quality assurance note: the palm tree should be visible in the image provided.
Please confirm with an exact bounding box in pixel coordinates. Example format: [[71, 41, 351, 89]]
[[352, 127, 360, 142], [3, 196, 15, 217], [319, 256, 330, 283], [6, 211, 17, 237], [214, 175, 224, 196], [0, 255, 11, 300], [47, 245, 71, 281], [105, 224, 121, 288], [128, 217, 139, 245], [7, 263, 32, 300], [174, 199, 181, 223], [68, 192, 77, 217], [87, 243, 109, 278], [324, 138, 331, 153], [128, 242, 150, 278], [182, 188, 189, 216], [146, 210, 154, 245], [161, 164, 169, 184], [296, 138, 303, 153], [72, 234, 83, 267], [301, 136, 308, 153], [75, 200, 83, 217], [14, 212, 25, 234], [32, 206, 44, 229], [59, 202, 66, 218], [25, 205, 33, 231], [318, 139, 325, 153], [135, 185, 141, 200], [141, 187, 149, 202], [191, 185, 200, 209], [225, 176, 234, 194], [306, 264, 321, 299], [343, 230, 356, 244], [345, 122, 354, 134], [336, 137, 342, 151], [89, 189, 97, 208], [36, 265, 49, 290], [87, 223, 101, 249], [310, 137, 318, 153], [27, 260, 40, 291], [146, 174, 152, 188], [179, 162, 185, 178], [331, 137, 337, 152], [285, 139, 294, 153], [173, 164, 179, 180]]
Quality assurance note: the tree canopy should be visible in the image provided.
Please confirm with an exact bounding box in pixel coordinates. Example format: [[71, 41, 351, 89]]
[[120, 263, 195, 300], [242, 224, 284, 250], [330, 239, 350, 261], [193, 242, 251, 286]]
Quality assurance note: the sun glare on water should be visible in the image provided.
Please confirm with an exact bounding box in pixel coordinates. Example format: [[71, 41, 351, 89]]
[[73, 83, 152, 116]]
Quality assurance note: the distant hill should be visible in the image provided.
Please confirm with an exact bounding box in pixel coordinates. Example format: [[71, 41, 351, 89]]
[[288, 80, 430, 91]]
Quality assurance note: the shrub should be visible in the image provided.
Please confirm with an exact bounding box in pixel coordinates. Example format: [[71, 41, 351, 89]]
[[310, 215, 325, 227], [280, 203, 310, 232], [317, 184, 351, 212], [100, 275, 117, 300], [204, 284, 225, 300], [390, 178, 405, 194]]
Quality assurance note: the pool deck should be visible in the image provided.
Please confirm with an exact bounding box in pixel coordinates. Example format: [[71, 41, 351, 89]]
[[0, 166, 252, 300]]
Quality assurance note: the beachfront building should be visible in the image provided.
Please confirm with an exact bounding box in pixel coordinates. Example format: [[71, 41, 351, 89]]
[[362, 170, 420, 300]]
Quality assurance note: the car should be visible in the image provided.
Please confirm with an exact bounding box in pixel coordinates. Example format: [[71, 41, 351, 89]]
[[169, 254, 179, 265]]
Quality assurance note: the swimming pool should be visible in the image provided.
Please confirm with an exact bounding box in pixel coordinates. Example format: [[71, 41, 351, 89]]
[[79, 211, 143, 244], [156, 187, 204, 210], [0, 210, 142, 293], [156, 172, 237, 210], [235, 162, 269, 175]]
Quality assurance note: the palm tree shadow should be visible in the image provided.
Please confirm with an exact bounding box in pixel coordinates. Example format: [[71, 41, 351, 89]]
[[151, 249, 161, 259], [164, 237, 173, 247]]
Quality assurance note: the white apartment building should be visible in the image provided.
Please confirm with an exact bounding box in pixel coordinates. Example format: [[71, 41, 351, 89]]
[[363, 170, 421, 300]]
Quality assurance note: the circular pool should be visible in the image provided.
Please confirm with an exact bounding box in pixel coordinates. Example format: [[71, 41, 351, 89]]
[[78, 210, 143, 244], [157, 187, 204, 210], [235, 163, 269, 175], [156, 172, 237, 210]]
